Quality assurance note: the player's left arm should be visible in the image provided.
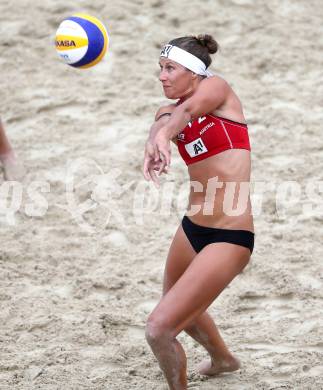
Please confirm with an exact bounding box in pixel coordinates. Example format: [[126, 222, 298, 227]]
[[161, 76, 230, 140]]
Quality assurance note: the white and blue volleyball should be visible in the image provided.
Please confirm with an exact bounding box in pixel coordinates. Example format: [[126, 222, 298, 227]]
[[55, 13, 109, 68]]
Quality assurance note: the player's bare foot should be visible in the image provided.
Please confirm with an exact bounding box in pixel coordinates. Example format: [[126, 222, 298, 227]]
[[197, 355, 241, 376]]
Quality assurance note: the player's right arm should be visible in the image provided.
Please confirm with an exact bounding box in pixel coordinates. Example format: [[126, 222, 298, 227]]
[[143, 104, 176, 185], [148, 104, 176, 143]]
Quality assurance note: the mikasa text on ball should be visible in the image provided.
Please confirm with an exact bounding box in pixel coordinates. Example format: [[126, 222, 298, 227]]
[[55, 13, 109, 69]]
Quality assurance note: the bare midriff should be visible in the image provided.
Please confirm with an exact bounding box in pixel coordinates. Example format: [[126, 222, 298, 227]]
[[186, 148, 254, 232]]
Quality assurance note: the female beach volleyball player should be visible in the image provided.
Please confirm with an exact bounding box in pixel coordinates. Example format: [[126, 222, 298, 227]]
[[143, 34, 254, 389], [0, 117, 24, 181]]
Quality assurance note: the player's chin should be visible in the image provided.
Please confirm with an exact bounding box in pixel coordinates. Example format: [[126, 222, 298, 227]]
[[163, 89, 177, 99]]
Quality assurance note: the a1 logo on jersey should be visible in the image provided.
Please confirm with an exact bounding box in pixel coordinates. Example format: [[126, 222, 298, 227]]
[[185, 137, 208, 158]]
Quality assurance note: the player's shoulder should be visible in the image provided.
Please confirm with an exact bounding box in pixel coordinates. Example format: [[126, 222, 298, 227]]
[[200, 74, 229, 89], [155, 103, 176, 120]]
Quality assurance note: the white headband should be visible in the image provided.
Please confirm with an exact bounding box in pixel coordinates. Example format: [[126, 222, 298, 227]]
[[160, 44, 213, 77]]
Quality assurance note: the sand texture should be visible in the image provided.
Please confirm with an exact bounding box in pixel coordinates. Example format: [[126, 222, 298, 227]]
[[0, 0, 322, 389]]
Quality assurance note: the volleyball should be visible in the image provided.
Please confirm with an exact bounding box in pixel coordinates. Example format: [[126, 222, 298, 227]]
[[55, 13, 109, 69]]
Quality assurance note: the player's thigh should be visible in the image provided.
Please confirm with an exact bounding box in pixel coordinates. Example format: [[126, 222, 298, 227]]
[[156, 243, 251, 336], [162, 224, 196, 295]]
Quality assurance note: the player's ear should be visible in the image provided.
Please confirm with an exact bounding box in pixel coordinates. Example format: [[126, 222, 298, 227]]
[[191, 71, 198, 80]]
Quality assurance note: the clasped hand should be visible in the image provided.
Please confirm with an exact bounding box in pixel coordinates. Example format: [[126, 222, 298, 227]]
[[143, 129, 171, 187]]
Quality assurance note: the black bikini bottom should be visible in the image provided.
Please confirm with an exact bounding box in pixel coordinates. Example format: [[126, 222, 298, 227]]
[[182, 216, 254, 254]]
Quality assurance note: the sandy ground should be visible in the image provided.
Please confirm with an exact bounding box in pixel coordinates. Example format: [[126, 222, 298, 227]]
[[0, 0, 322, 389]]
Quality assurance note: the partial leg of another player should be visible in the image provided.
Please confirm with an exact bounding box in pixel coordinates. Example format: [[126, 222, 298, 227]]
[[0, 117, 25, 181]]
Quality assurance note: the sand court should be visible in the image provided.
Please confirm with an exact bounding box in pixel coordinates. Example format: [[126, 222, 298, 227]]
[[0, 0, 322, 388]]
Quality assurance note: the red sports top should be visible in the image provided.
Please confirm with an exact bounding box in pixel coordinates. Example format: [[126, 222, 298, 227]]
[[177, 114, 251, 165]]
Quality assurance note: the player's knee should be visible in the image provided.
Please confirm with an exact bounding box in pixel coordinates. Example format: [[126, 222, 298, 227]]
[[145, 315, 172, 347]]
